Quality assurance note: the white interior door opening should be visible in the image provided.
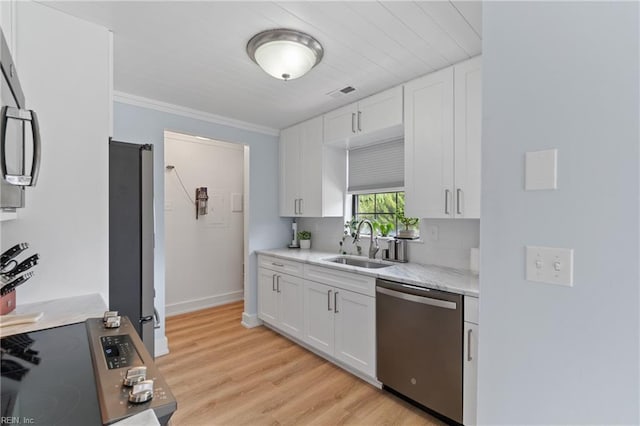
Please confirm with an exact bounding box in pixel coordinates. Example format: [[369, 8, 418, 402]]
[[164, 131, 245, 315]]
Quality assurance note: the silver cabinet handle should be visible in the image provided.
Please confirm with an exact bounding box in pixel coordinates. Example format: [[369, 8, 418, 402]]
[[376, 286, 457, 310], [327, 289, 332, 311], [271, 262, 284, 267], [299, 198, 303, 215], [444, 189, 451, 215], [294, 199, 297, 215], [334, 291, 339, 313], [272, 274, 276, 291], [276, 275, 281, 293], [357, 111, 362, 132], [351, 113, 356, 133], [467, 328, 473, 361], [456, 188, 462, 215]]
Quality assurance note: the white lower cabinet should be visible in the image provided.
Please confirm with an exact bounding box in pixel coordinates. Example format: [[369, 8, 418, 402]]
[[463, 296, 479, 425], [303, 279, 375, 378], [333, 289, 375, 377], [463, 322, 478, 425], [303, 280, 335, 355], [258, 267, 304, 339]]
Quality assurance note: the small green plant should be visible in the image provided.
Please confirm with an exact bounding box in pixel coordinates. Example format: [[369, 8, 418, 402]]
[[397, 206, 419, 231], [297, 231, 311, 240], [376, 221, 394, 237], [399, 216, 419, 230]]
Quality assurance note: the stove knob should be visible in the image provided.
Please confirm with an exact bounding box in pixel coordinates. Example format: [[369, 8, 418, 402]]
[[103, 311, 118, 322], [105, 316, 121, 328], [128, 379, 154, 404], [123, 366, 147, 386]]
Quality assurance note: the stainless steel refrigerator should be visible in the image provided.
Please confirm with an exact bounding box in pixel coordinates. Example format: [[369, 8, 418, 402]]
[[109, 140, 155, 357]]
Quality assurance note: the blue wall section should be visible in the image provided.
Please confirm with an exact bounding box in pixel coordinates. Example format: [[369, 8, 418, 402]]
[[113, 101, 290, 348], [478, 2, 639, 423]]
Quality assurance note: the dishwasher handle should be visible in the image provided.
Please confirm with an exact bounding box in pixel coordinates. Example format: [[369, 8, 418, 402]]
[[376, 286, 458, 310]]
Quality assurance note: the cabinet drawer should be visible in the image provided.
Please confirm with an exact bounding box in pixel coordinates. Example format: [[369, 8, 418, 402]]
[[464, 296, 479, 324], [304, 264, 375, 297], [258, 255, 304, 277]]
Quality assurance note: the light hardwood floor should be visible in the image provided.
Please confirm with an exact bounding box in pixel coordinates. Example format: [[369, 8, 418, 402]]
[[156, 301, 444, 426]]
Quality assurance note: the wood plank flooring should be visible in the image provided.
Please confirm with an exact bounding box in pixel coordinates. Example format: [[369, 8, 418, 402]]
[[156, 301, 444, 426]]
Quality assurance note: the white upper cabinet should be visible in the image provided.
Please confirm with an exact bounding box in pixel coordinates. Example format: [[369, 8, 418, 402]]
[[323, 103, 358, 146], [279, 116, 345, 218], [279, 125, 301, 217], [323, 86, 403, 148], [404, 66, 455, 219], [404, 56, 482, 219], [454, 56, 482, 219]]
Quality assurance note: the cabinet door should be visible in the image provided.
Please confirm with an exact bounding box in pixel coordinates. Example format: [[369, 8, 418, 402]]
[[258, 268, 278, 326], [323, 103, 357, 145], [334, 290, 376, 377], [277, 274, 304, 339], [463, 322, 479, 426], [299, 116, 323, 217], [303, 280, 334, 356], [279, 125, 301, 216], [454, 57, 482, 219], [404, 67, 454, 219], [357, 86, 403, 136]]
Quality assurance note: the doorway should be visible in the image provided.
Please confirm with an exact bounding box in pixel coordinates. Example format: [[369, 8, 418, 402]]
[[164, 130, 246, 315]]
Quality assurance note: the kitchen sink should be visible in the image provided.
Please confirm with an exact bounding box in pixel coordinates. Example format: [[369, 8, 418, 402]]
[[324, 256, 393, 269]]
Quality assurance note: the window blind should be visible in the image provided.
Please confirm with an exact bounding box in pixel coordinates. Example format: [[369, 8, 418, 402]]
[[348, 139, 404, 193]]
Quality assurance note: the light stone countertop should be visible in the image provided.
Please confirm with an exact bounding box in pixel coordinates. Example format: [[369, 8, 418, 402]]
[[256, 248, 479, 297], [0, 293, 107, 337]]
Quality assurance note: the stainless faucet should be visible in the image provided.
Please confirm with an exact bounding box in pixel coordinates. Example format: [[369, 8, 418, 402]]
[[353, 219, 379, 259]]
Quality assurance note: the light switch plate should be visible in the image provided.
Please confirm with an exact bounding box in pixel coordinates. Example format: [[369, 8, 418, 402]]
[[231, 193, 243, 212], [525, 149, 557, 190], [526, 246, 574, 286]]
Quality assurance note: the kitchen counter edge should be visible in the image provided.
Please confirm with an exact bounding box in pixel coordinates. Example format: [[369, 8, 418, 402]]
[[0, 293, 107, 337], [256, 249, 479, 297]]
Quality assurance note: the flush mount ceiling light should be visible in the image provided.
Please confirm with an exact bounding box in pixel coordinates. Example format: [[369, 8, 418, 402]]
[[247, 29, 323, 81]]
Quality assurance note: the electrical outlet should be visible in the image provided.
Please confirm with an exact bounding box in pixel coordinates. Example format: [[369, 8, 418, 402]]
[[427, 225, 439, 241], [526, 246, 574, 286]]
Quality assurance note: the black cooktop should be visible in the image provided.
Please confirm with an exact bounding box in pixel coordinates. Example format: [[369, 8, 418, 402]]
[[1, 323, 102, 425]]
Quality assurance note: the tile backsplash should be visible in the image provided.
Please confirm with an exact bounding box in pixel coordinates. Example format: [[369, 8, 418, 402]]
[[296, 217, 480, 270]]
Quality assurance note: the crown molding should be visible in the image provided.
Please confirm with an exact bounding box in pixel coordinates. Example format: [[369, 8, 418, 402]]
[[113, 91, 279, 137]]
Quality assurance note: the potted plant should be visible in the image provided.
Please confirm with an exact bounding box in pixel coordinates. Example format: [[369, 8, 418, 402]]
[[397, 210, 420, 239], [298, 231, 312, 249]]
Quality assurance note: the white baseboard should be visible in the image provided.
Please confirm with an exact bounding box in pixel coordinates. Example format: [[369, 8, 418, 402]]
[[241, 312, 262, 328], [155, 335, 169, 357], [166, 291, 243, 317]]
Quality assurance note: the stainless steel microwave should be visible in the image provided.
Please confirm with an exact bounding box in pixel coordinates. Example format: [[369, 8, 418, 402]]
[[0, 29, 40, 211]]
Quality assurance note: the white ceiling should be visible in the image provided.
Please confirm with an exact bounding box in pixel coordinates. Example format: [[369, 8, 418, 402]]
[[46, 1, 482, 131]]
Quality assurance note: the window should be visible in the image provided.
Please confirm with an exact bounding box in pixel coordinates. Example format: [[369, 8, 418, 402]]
[[352, 191, 404, 236]]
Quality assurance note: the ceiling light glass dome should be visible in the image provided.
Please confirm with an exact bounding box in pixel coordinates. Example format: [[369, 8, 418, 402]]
[[247, 29, 323, 81]]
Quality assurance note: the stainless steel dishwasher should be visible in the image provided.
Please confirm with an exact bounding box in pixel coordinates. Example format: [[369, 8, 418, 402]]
[[376, 278, 463, 424]]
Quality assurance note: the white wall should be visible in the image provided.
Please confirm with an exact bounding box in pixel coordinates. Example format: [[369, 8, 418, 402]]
[[1, 2, 111, 304], [298, 217, 479, 270], [164, 131, 244, 315], [113, 99, 290, 355], [479, 2, 639, 423]]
